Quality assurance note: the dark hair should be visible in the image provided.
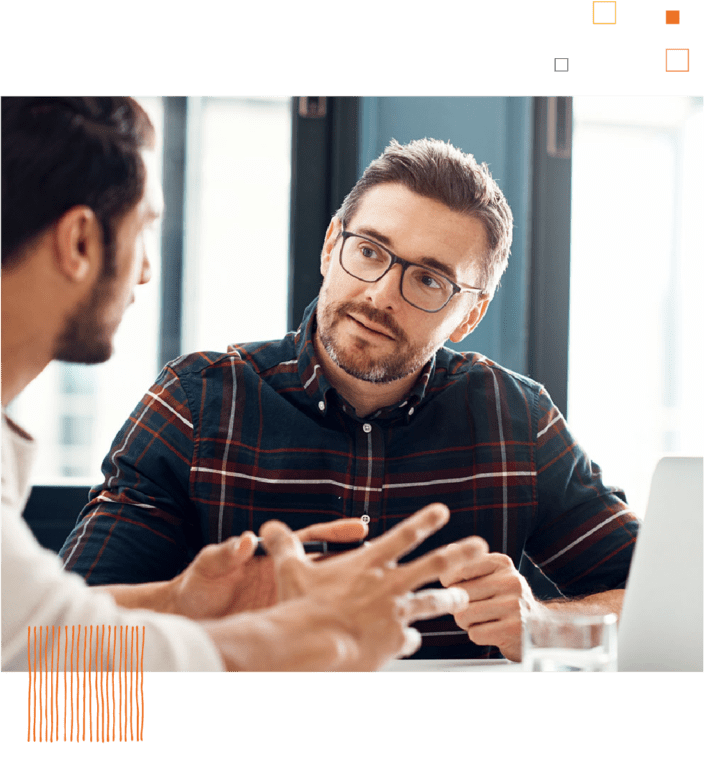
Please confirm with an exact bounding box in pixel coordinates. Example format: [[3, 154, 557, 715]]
[[336, 138, 513, 297], [1, 97, 155, 270]]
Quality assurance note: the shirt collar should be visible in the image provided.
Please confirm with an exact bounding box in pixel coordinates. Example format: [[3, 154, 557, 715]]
[[295, 298, 438, 421]]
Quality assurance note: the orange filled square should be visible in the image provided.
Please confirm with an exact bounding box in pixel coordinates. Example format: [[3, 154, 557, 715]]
[[666, 10, 680, 24]]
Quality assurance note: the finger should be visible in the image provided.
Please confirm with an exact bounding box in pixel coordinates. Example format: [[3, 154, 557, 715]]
[[398, 627, 423, 659], [400, 587, 469, 623], [193, 532, 258, 576], [259, 520, 306, 562], [297, 518, 368, 543], [454, 598, 507, 629], [439, 550, 509, 587], [364, 504, 451, 567], [392, 536, 489, 593], [446, 573, 506, 602], [236, 531, 258, 561]]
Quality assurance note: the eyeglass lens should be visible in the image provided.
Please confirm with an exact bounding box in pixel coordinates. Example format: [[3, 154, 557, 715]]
[[342, 235, 453, 312]]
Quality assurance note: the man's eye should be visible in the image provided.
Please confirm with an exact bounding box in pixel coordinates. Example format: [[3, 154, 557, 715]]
[[360, 245, 379, 259], [418, 272, 443, 290]]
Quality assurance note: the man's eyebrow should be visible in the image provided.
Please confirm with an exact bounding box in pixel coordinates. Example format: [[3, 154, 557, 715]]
[[356, 226, 459, 282], [356, 226, 393, 248]]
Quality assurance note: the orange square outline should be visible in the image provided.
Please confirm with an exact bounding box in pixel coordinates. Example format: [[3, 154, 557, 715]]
[[593, 1, 617, 24], [665, 10, 680, 25], [665, 48, 690, 72]]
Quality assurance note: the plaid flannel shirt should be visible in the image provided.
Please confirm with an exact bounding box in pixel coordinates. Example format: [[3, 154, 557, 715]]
[[60, 299, 639, 659]]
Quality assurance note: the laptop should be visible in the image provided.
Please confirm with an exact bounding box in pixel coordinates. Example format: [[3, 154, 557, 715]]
[[617, 455, 703, 671]]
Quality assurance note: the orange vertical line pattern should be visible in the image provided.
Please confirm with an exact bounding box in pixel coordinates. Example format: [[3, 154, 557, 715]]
[[140, 625, 145, 741], [64, 627, 68, 741], [39, 627, 44, 743], [83, 626, 87, 742], [105, 629, 109, 741], [54, 624, 61, 741], [69, 624, 81, 741], [105, 625, 112, 741], [50, 626, 54, 741], [33, 627, 37, 742], [119, 625, 123, 742], [95, 624, 105, 741], [112, 626, 117, 742], [71, 626, 76, 741], [51, 626, 61, 741], [45, 626, 49, 742], [55, 626, 59, 741], [27, 627, 32, 742], [124, 626, 128, 741], [100, 624, 110, 741], [77, 625, 82, 742], [39, 625, 43, 742], [89, 624, 93, 741], [54, 625, 61, 741], [135, 628, 140, 741], [46, 626, 55, 744], [130, 626, 134, 741], [105, 625, 109, 741]]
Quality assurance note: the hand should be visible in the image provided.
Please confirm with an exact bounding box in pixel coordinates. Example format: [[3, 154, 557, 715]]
[[440, 551, 547, 661], [217, 503, 488, 671], [167, 518, 369, 620]]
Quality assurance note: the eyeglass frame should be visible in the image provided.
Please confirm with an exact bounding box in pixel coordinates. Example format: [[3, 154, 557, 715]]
[[337, 226, 486, 313]]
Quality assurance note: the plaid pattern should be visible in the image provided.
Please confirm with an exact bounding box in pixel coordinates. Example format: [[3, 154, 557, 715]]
[[60, 299, 639, 659]]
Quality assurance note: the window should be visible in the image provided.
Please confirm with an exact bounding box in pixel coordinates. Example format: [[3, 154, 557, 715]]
[[181, 97, 291, 350], [567, 97, 703, 516]]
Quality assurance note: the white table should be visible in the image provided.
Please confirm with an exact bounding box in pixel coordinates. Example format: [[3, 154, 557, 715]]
[[381, 658, 522, 672]]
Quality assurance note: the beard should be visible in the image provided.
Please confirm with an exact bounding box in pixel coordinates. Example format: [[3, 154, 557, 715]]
[[316, 298, 436, 383], [53, 274, 118, 364]]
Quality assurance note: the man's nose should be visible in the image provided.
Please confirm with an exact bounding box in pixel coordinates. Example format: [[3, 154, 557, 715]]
[[139, 252, 152, 285], [364, 263, 403, 310]]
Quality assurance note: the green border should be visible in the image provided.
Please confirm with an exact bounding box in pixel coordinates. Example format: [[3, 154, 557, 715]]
[[0, 0, 704, 767]]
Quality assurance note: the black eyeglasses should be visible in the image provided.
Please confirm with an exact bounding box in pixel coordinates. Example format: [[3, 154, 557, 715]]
[[338, 229, 485, 313]]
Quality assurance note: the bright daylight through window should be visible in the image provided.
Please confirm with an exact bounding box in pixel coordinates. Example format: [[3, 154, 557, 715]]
[[567, 96, 703, 516]]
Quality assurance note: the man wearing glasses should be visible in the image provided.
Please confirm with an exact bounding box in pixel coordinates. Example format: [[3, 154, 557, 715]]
[[61, 138, 639, 662]]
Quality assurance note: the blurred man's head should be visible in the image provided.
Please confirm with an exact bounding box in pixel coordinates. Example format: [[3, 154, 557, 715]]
[[316, 139, 513, 385], [1, 97, 161, 364]]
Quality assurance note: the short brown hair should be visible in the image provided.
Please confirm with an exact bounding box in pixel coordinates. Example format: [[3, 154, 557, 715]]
[[336, 138, 513, 297], [2, 97, 155, 271]]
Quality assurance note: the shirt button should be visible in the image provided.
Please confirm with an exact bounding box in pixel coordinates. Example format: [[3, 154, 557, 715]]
[[408, 407, 415, 416], [361, 514, 371, 524], [318, 401, 325, 411], [362, 423, 372, 433]]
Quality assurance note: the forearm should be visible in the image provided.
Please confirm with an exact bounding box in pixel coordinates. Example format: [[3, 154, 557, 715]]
[[92, 581, 175, 614], [200, 602, 343, 672], [541, 589, 625, 620]]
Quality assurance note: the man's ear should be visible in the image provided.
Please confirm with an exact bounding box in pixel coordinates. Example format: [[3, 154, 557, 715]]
[[320, 217, 342, 278], [448, 297, 491, 344], [52, 206, 103, 283]]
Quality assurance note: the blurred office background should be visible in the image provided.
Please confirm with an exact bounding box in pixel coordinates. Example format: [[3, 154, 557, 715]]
[[9, 95, 703, 529]]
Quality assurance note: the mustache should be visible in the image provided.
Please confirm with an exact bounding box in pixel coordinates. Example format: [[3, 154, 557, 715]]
[[333, 301, 406, 341]]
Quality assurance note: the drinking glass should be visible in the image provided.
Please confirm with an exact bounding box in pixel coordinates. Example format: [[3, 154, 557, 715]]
[[522, 612, 618, 672]]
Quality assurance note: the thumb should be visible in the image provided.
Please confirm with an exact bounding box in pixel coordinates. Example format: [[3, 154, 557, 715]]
[[194, 532, 257, 577]]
